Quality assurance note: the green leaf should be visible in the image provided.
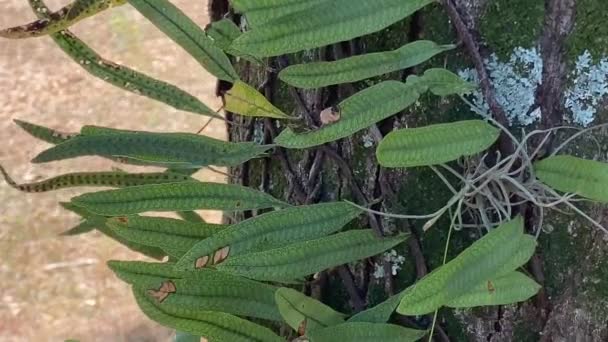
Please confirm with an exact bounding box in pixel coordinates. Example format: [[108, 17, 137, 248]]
[[177, 211, 206, 223], [61, 221, 97, 236], [407, 68, 477, 96], [231, 0, 329, 28], [133, 289, 283, 342], [159, 277, 281, 321], [111, 260, 281, 321], [348, 289, 409, 323], [206, 18, 242, 50], [107, 216, 227, 258], [176, 202, 362, 270], [397, 217, 536, 315], [108, 260, 187, 288], [446, 272, 541, 308], [0, 166, 193, 193], [279, 41, 454, 89], [205, 19, 259, 63], [14, 119, 76, 145], [275, 81, 423, 149], [127, 0, 238, 82], [70, 181, 287, 216], [534, 155, 608, 203], [174, 332, 200, 342], [60, 202, 106, 235], [307, 322, 427, 342], [27, 0, 221, 119], [224, 81, 293, 119], [60, 203, 166, 258], [275, 287, 346, 334], [108, 260, 247, 290], [231, 0, 435, 57], [32, 128, 271, 168], [0, 0, 126, 39], [216, 230, 408, 282], [377, 120, 500, 168]]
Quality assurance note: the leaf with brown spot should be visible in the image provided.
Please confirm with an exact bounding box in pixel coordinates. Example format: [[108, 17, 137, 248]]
[[487, 280, 495, 294], [195, 256, 210, 269], [275, 287, 346, 334], [1, 0, 127, 39], [0, 165, 193, 193], [319, 106, 341, 125], [212, 246, 230, 264], [147, 280, 176, 303]]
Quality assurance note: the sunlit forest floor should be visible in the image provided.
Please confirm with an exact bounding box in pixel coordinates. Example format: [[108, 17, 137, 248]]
[[0, 1, 223, 341]]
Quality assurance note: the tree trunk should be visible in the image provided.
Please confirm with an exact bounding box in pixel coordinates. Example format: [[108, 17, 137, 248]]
[[210, 0, 608, 340]]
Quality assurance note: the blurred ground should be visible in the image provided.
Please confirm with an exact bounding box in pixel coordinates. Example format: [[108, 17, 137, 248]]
[[0, 1, 223, 341]]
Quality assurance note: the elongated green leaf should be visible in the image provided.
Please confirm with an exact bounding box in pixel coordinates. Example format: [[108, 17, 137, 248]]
[[231, 0, 329, 28], [231, 0, 435, 57], [133, 289, 283, 342], [14, 119, 77, 144], [62, 221, 97, 236], [275, 287, 345, 334], [0, 166, 193, 193], [446, 272, 540, 308], [276, 81, 423, 149], [206, 19, 242, 50], [177, 210, 206, 223], [348, 289, 409, 323], [397, 217, 536, 315], [205, 19, 260, 63], [224, 80, 293, 119], [127, 0, 238, 82], [27, 0, 221, 119], [159, 277, 281, 321], [174, 332, 199, 342], [70, 181, 287, 216], [279, 41, 454, 89], [60, 203, 166, 258], [14, 120, 173, 167], [534, 155, 608, 203], [216, 230, 408, 282], [176, 202, 361, 269], [494, 235, 537, 277], [407, 68, 477, 96], [0, 0, 126, 39], [32, 129, 271, 168], [377, 120, 500, 168], [60, 202, 106, 235], [307, 322, 427, 342], [111, 259, 281, 321], [108, 260, 187, 287], [107, 216, 226, 257], [108, 260, 252, 292]]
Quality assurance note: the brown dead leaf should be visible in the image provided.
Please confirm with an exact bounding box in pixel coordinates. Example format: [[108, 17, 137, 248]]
[[213, 246, 230, 264], [195, 255, 210, 269], [320, 106, 340, 125]]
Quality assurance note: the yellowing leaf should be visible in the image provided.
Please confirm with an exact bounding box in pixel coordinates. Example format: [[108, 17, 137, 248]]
[[224, 81, 293, 119]]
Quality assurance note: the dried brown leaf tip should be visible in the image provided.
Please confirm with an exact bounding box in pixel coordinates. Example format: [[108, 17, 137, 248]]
[[212, 246, 230, 265], [147, 280, 176, 303], [195, 255, 210, 269], [487, 280, 495, 294], [297, 319, 308, 336], [117, 216, 128, 223], [320, 106, 341, 125]]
